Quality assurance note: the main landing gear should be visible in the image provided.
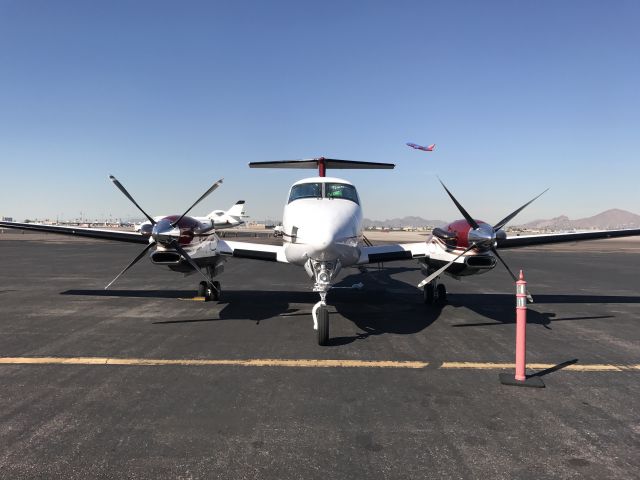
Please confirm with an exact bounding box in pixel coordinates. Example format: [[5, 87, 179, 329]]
[[196, 264, 222, 301], [197, 280, 221, 301], [423, 278, 447, 306]]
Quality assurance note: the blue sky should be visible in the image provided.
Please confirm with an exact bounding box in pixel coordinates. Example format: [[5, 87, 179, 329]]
[[1, 0, 638, 223]]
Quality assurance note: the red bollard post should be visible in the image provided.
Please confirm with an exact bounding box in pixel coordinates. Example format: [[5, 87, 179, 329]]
[[500, 270, 545, 388], [515, 271, 527, 381]]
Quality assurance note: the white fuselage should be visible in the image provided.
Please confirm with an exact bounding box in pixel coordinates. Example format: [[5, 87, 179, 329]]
[[281, 176, 363, 266]]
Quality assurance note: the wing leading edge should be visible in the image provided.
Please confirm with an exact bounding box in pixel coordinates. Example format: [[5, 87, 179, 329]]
[[218, 239, 288, 263], [0, 221, 148, 244], [497, 228, 640, 249]]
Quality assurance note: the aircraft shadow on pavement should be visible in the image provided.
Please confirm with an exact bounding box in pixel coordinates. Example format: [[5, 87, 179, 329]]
[[60, 268, 438, 344], [446, 293, 639, 329], [60, 273, 638, 340], [325, 267, 440, 345], [62, 289, 195, 299]]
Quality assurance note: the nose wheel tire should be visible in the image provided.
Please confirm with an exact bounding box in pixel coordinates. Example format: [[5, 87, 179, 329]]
[[317, 306, 329, 346], [212, 281, 221, 300]]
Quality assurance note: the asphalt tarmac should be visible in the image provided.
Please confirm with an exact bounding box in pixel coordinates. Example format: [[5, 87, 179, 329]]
[[0, 236, 639, 479]]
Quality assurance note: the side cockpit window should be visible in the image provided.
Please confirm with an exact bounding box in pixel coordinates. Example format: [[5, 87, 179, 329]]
[[325, 183, 359, 204], [288, 183, 322, 203]]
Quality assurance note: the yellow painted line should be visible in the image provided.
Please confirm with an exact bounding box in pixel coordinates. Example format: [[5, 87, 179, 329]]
[[0, 357, 637, 371], [0, 357, 428, 369], [178, 297, 207, 302], [440, 362, 635, 372]]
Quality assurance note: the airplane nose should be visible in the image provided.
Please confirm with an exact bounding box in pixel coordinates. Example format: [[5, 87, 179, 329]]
[[306, 229, 338, 260], [314, 231, 334, 248]]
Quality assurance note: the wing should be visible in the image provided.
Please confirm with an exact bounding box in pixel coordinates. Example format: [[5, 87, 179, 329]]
[[497, 228, 640, 249], [357, 242, 429, 264], [218, 239, 288, 263], [0, 221, 149, 244]]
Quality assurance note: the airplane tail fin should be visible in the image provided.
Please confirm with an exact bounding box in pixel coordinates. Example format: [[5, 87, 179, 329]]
[[206, 201, 247, 228], [226, 200, 246, 218]]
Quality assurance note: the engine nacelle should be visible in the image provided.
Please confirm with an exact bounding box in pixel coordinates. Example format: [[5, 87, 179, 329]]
[[435, 219, 492, 249], [152, 215, 200, 245]]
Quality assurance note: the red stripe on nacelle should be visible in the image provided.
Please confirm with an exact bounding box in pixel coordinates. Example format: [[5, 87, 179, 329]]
[[444, 219, 488, 248]]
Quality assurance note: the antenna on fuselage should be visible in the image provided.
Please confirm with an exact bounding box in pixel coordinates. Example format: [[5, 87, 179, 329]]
[[249, 158, 395, 177]]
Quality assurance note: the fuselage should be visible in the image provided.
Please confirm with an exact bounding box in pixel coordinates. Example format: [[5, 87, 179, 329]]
[[281, 176, 363, 266]]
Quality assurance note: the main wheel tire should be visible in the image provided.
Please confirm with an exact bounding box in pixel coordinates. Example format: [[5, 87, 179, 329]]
[[197, 281, 207, 298], [436, 283, 447, 305], [317, 307, 329, 346], [423, 284, 435, 304], [212, 281, 221, 301]]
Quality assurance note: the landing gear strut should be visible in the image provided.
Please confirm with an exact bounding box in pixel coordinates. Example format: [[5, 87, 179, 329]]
[[312, 299, 329, 346], [309, 260, 339, 346]]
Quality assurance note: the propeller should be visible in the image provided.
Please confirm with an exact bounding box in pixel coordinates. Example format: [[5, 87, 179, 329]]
[[438, 179, 479, 230], [421, 179, 547, 301], [109, 175, 156, 225], [172, 178, 224, 227], [105, 241, 156, 290], [491, 246, 533, 302], [418, 244, 476, 288], [493, 188, 549, 232], [106, 175, 223, 289]]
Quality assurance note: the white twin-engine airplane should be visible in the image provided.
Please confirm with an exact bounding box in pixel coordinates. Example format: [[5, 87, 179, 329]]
[[2, 158, 639, 346]]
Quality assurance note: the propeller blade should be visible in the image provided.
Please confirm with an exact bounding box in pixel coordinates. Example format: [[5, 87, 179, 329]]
[[438, 178, 479, 230], [491, 247, 534, 302], [170, 240, 215, 287], [109, 175, 156, 225], [172, 178, 224, 227], [105, 241, 156, 289], [493, 188, 549, 232], [418, 244, 475, 288]]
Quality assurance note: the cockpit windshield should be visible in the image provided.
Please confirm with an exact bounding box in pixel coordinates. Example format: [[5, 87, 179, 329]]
[[325, 183, 359, 204], [288, 183, 322, 202], [288, 182, 360, 204]]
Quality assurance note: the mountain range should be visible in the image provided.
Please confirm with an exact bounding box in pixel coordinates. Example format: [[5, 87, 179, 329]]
[[363, 216, 446, 228], [363, 209, 640, 230], [516, 209, 640, 230]]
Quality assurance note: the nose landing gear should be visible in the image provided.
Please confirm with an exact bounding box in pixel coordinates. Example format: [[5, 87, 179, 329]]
[[312, 296, 329, 346], [308, 260, 341, 346]]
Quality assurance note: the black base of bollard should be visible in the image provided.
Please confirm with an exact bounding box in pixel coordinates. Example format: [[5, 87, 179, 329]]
[[499, 373, 545, 388]]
